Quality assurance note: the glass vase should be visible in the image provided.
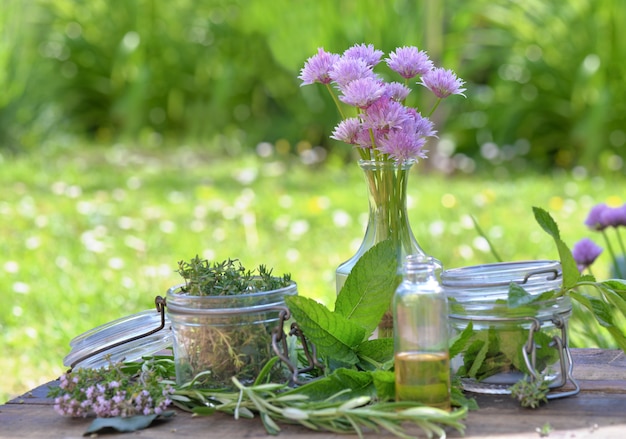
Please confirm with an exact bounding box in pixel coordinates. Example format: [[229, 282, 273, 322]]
[[336, 159, 440, 336]]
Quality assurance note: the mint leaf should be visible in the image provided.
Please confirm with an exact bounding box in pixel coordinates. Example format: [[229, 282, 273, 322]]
[[370, 370, 395, 401], [532, 206, 561, 239], [601, 279, 626, 296], [465, 337, 488, 379], [496, 327, 526, 373], [555, 238, 580, 289], [283, 368, 375, 401], [507, 282, 532, 308], [508, 283, 558, 309], [449, 321, 474, 359], [600, 284, 626, 317], [285, 295, 365, 364], [570, 290, 626, 351], [580, 273, 597, 282], [532, 206, 580, 289], [334, 239, 398, 334], [355, 338, 394, 370]]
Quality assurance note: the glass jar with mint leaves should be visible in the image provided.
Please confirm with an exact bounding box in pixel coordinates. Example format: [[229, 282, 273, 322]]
[[442, 260, 577, 397]]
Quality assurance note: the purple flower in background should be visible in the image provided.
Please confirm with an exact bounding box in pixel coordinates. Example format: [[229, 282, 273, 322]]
[[343, 43, 384, 67], [420, 68, 466, 98], [298, 48, 340, 85], [601, 204, 626, 228], [572, 238, 603, 272], [386, 46, 433, 79], [584, 203, 610, 231]]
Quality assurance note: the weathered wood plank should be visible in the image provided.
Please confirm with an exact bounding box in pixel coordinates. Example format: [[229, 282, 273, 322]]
[[2, 349, 625, 439]]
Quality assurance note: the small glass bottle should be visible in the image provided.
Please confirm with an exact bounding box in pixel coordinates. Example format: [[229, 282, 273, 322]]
[[393, 255, 451, 410]]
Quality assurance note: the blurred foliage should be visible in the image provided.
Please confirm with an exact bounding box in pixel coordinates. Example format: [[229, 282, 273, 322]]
[[1, 0, 626, 172], [451, 0, 626, 174]]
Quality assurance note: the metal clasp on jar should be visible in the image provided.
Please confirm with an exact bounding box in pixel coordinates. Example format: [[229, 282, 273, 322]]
[[523, 313, 580, 399], [270, 306, 325, 385]]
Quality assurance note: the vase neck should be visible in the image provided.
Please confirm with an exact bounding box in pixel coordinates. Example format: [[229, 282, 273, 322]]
[[359, 160, 420, 263]]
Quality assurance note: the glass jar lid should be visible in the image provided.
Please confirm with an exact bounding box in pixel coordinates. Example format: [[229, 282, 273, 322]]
[[442, 260, 563, 303], [64, 309, 172, 370]]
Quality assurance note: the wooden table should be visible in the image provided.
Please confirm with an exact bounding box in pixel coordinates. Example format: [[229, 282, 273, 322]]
[[2, 349, 625, 439]]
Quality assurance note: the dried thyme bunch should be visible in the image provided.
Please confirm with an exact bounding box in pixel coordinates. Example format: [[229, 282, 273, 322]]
[[176, 256, 292, 296]]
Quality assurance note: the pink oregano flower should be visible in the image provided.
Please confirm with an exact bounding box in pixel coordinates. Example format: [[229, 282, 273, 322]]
[[299, 43, 465, 164]]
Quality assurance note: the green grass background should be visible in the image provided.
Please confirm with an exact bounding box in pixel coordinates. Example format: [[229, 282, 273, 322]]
[[1, 144, 623, 403]]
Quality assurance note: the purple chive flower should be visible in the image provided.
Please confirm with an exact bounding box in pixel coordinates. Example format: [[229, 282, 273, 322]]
[[378, 129, 428, 162], [572, 237, 603, 272], [338, 77, 385, 108], [331, 118, 362, 144], [343, 43, 384, 67], [600, 204, 626, 228], [298, 48, 340, 85], [386, 46, 434, 79], [376, 111, 435, 162], [361, 97, 411, 132], [420, 67, 466, 98], [384, 82, 411, 102], [299, 44, 464, 160], [329, 56, 378, 89], [585, 203, 610, 231], [405, 108, 437, 138]]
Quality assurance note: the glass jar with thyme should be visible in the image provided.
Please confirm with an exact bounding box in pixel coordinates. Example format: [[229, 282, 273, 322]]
[[441, 260, 574, 395], [166, 257, 296, 388]]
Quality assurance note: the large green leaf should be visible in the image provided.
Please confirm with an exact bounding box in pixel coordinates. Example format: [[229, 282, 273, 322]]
[[355, 338, 395, 370], [554, 237, 580, 289], [370, 370, 396, 401], [282, 368, 376, 401], [507, 283, 556, 309], [334, 239, 398, 334], [532, 206, 561, 239], [570, 291, 626, 351], [600, 285, 626, 320], [532, 206, 580, 289], [448, 321, 474, 359], [285, 295, 365, 365]]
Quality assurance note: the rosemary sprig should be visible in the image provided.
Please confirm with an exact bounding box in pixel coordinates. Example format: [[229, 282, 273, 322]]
[[172, 377, 467, 439]]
